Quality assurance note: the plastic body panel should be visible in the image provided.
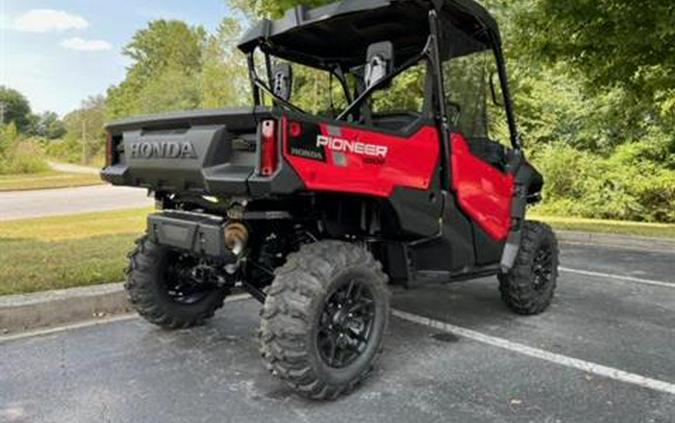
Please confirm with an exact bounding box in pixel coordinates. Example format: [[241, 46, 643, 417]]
[[283, 118, 441, 198], [450, 133, 514, 241]]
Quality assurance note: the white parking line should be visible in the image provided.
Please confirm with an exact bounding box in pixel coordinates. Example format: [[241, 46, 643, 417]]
[[560, 267, 674, 288], [393, 309, 675, 396]]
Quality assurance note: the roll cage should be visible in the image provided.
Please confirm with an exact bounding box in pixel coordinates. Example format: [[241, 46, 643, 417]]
[[238, 0, 522, 157]]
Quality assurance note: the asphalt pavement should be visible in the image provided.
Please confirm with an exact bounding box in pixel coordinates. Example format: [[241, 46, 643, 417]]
[[1, 243, 674, 423], [0, 185, 154, 221]]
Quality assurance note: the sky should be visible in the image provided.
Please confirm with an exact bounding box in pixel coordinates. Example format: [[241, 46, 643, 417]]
[[1, 0, 234, 116]]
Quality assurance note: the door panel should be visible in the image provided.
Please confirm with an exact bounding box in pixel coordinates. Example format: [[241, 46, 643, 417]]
[[450, 133, 514, 240]]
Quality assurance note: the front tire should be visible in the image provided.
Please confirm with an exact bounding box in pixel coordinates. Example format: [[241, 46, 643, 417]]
[[498, 221, 559, 315], [125, 236, 228, 329], [260, 241, 390, 400]]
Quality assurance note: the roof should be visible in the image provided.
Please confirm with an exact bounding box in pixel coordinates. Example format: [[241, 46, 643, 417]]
[[237, 0, 500, 70]]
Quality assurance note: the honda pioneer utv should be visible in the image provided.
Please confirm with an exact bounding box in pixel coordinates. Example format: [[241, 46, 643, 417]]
[[102, 0, 558, 400]]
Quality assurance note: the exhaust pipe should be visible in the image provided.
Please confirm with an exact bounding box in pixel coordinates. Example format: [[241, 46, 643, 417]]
[[224, 222, 249, 256]]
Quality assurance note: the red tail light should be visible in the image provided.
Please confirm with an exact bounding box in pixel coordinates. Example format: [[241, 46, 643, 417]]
[[105, 132, 113, 167], [260, 120, 279, 176], [289, 121, 303, 138]]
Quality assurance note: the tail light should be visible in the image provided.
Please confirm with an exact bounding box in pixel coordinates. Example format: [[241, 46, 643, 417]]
[[260, 120, 279, 176], [289, 121, 303, 138], [105, 132, 113, 167]]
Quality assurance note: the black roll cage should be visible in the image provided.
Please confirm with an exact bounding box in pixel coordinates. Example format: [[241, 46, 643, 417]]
[[245, 8, 523, 189]]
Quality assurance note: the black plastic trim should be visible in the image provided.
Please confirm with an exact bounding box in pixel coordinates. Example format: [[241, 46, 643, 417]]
[[106, 107, 272, 134], [238, 0, 500, 68], [147, 211, 235, 261], [248, 157, 305, 197]]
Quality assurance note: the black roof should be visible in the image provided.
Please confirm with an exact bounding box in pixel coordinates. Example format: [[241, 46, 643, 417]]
[[237, 0, 499, 70]]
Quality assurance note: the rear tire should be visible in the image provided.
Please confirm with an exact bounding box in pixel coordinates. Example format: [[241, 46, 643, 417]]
[[125, 236, 228, 329], [498, 221, 558, 315], [259, 241, 389, 400]]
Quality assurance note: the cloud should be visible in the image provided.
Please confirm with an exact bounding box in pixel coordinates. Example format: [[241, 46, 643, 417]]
[[14, 9, 89, 33], [61, 37, 112, 52]]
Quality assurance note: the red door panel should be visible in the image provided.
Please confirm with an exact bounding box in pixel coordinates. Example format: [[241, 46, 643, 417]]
[[283, 118, 441, 198], [450, 133, 514, 240]]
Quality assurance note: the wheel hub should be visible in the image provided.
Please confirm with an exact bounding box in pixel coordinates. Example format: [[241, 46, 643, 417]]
[[318, 279, 376, 368], [532, 244, 553, 289], [165, 253, 219, 305]]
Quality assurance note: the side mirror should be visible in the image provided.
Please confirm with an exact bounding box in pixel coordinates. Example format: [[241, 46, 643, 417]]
[[489, 72, 504, 107], [272, 63, 293, 101], [364, 41, 394, 90]]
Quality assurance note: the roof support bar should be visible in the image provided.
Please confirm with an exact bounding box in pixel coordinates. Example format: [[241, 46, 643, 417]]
[[428, 10, 451, 191]]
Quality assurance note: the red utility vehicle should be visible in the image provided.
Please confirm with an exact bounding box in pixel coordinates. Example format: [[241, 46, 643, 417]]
[[102, 0, 559, 400]]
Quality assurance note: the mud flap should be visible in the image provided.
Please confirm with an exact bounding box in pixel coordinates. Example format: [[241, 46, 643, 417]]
[[500, 220, 522, 272], [500, 155, 538, 272]]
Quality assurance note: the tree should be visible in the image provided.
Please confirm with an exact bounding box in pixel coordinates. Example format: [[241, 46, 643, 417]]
[[123, 20, 206, 81], [30, 111, 66, 139], [107, 20, 207, 119], [230, 0, 332, 18], [512, 0, 675, 117], [200, 18, 250, 108], [0, 86, 32, 132], [137, 68, 201, 113], [61, 95, 107, 163]]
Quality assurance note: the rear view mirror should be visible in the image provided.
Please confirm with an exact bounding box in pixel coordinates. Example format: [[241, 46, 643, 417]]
[[272, 63, 293, 101], [364, 41, 394, 90]]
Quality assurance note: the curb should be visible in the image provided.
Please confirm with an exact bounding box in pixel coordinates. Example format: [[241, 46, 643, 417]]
[[556, 230, 675, 253], [0, 283, 131, 335], [1, 231, 672, 335]]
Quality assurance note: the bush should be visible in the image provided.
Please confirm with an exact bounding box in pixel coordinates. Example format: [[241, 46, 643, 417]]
[[44, 138, 82, 164], [532, 141, 675, 223], [0, 123, 49, 175], [5, 140, 50, 174]]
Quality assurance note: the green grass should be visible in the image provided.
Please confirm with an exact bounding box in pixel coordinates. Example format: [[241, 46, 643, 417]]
[[0, 171, 104, 192], [532, 215, 675, 239], [0, 208, 151, 296]]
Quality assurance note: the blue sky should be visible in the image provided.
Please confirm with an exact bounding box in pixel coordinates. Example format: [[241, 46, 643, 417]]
[[1, 0, 235, 116]]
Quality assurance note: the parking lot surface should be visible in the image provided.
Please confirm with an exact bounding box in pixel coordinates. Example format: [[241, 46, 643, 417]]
[[1, 243, 674, 422]]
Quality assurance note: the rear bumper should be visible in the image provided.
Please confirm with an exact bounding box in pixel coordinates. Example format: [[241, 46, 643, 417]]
[[147, 211, 235, 260], [102, 157, 304, 198]]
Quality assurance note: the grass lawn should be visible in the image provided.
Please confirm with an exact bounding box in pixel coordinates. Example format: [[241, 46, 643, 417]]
[[0, 208, 151, 296], [532, 215, 675, 239], [0, 171, 104, 192]]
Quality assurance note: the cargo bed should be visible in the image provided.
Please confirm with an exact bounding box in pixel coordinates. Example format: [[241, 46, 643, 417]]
[[101, 107, 303, 197]]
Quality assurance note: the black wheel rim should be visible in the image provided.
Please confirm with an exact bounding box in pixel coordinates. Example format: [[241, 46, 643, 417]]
[[532, 244, 554, 291], [164, 253, 217, 305], [317, 279, 376, 369]]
